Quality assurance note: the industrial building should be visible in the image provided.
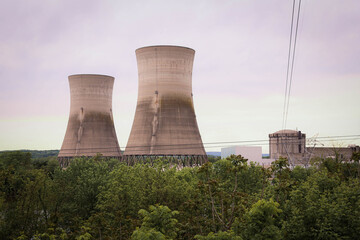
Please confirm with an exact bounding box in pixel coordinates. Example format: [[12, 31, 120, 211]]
[[269, 129, 306, 165], [124, 46, 207, 165], [269, 129, 359, 166], [221, 146, 262, 162], [58, 74, 122, 167], [221, 146, 273, 167], [309, 145, 359, 161]]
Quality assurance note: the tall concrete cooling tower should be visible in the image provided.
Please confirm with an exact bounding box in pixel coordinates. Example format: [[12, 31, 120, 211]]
[[58, 74, 121, 167], [124, 46, 207, 165]]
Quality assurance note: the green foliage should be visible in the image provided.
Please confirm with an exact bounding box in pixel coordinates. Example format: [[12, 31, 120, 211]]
[[131, 227, 166, 240], [31, 157, 59, 173], [196, 155, 268, 233], [94, 162, 190, 238], [234, 199, 282, 240], [0, 150, 60, 159], [0, 152, 49, 238], [282, 169, 360, 240], [290, 166, 313, 183], [195, 230, 242, 240], [0, 152, 359, 239], [75, 226, 93, 240], [131, 204, 178, 239], [207, 155, 221, 163], [0, 151, 32, 170], [311, 155, 360, 180], [23, 227, 68, 240], [269, 157, 293, 205], [351, 152, 360, 162]]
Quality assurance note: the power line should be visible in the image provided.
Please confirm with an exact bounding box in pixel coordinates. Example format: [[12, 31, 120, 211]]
[[282, 0, 302, 130], [57, 134, 360, 154], [58, 136, 360, 155], [58, 134, 360, 151], [282, 0, 296, 130], [58, 134, 360, 150], [284, 0, 302, 129]]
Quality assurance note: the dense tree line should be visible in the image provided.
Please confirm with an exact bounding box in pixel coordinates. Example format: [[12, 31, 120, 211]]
[[0, 150, 60, 159], [0, 151, 359, 239]]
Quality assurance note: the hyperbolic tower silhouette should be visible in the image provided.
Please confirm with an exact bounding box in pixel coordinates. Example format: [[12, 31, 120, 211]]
[[124, 45, 207, 165], [58, 74, 121, 167]]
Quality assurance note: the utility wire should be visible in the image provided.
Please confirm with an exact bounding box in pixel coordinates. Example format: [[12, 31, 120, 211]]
[[58, 134, 360, 154], [58, 134, 360, 151], [58, 136, 360, 155], [282, 0, 296, 130], [282, 0, 302, 130], [284, 0, 302, 129]]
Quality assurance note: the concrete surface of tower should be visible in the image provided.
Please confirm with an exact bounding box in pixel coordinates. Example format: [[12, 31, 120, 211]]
[[124, 45, 207, 164], [58, 74, 122, 167]]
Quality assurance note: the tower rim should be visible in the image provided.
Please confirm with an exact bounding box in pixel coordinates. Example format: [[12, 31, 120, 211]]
[[136, 45, 195, 53], [68, 74, 114, 79]]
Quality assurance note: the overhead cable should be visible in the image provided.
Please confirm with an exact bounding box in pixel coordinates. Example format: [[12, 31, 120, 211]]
[[282, 0, 302, 130]]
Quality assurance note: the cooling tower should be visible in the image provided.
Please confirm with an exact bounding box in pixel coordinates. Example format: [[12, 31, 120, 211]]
[[58, 74, 121, 167], [124, 46, 207, 165]]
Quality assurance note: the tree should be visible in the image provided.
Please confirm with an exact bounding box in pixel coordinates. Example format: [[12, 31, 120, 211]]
[[234, 199, 282, 240], [282, 169, 360, 240], [131, 228, 166, 240], [195, 230, 242, 240], [197, 155, 266, 232], [270, 157, 292, 205], [0, 152, 51, 239], [131, 205, 178, 240]]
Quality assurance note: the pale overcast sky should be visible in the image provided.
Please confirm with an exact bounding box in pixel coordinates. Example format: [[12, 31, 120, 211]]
[[0, 0, 359, 153]]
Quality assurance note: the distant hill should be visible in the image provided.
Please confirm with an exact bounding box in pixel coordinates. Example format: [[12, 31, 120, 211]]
[[207, 152, 221, 157], [0, 150, 59, 158]]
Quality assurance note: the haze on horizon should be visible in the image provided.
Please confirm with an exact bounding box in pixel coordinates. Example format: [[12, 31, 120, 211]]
[[0, 0, 359, 154]]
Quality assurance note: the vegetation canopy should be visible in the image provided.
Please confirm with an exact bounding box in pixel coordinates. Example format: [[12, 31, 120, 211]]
[[0, 152, 359, 239]]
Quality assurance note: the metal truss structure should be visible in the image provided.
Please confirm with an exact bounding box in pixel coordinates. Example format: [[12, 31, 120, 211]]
[[58, 155, 207, 168]]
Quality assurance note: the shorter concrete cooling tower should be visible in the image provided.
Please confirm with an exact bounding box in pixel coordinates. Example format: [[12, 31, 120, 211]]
[[124, 46, 207, 165], [58, 74, 121, 167]]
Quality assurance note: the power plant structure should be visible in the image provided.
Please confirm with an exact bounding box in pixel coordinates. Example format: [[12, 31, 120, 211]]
[[269, 129, 360, 166], [269, 129, 306, 165], [58, 74, 122, 167], [124, 45, 207, 165]]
